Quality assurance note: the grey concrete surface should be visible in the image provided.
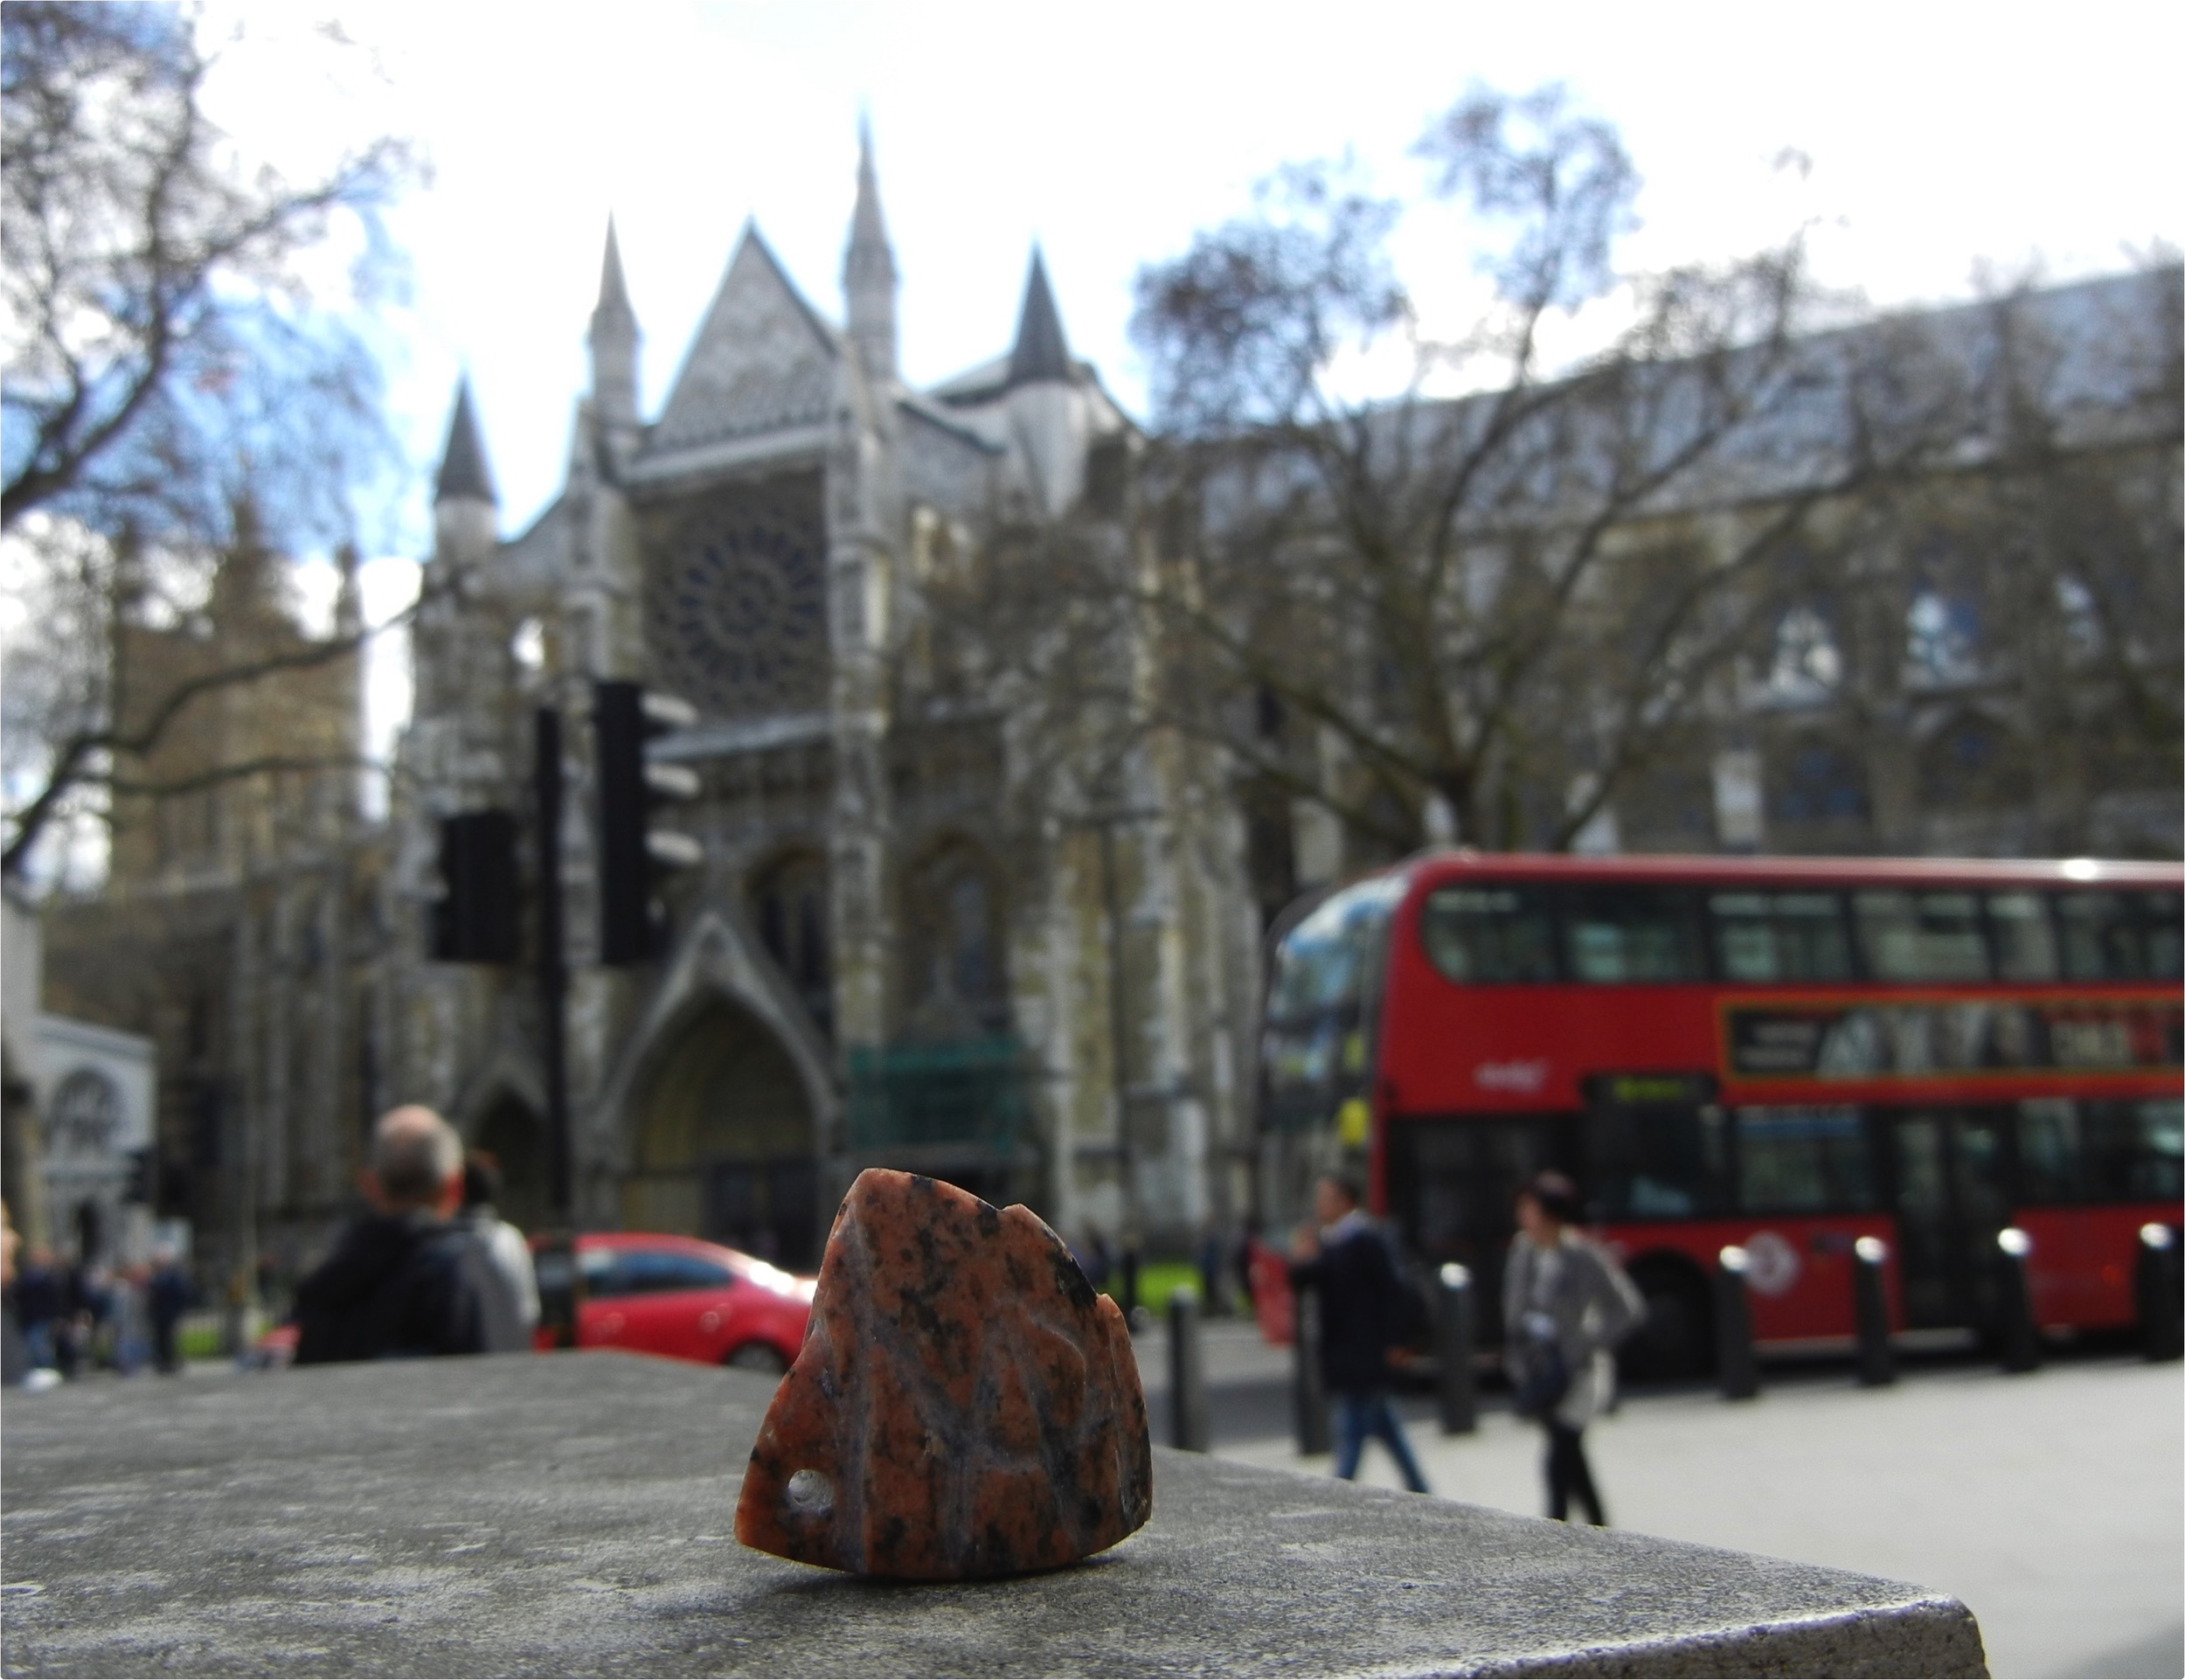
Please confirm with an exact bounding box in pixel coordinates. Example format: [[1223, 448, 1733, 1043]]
[[3, 1350, 1984, 1677], [1140, 1322, 2180, 1680]]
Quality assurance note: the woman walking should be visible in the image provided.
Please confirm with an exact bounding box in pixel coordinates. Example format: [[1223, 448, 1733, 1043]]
[[1502, 1170, 1645, 1525]]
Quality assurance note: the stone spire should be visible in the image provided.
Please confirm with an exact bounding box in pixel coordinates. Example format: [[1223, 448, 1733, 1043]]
[[842, 116, 898, 384], [434, 378, 497, 506], [1006, 246, 1073, 389], [434, 377, 496, 563], [589, 216, 642, 429]]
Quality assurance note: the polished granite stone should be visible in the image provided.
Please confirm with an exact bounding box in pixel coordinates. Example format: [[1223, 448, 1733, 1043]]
[[736, 1169, 1152, 1579]]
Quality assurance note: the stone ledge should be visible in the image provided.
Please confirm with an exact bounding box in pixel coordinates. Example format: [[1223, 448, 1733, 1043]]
[[0, 1352, 1985, 1677]]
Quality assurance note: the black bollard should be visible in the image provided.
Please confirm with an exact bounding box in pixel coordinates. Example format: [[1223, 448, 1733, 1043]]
[[2134, 1223, 2183, 1363], [1714, 1246, 1760, 1401], [1292, 1278, 1330, 1456], [1435, 1262, 1478, 1435], [1851, 1235, 1897, 1387], [1120, 1247, 1141, 1321], [1994, 1226, 2041, 1374], [1168, 1287, 1210, 1452]]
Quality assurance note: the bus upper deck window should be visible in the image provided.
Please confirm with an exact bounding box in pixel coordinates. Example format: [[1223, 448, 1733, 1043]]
[[1420, 886, 1557, 983], [1563, 886, 1705, 982], [2138, 892, 2182, 981], [1987, 892, 2058, 982], [1710, 891, 1853, 982], [1853, 890, 1991, 982], [2057, 891, 2148, 981], [1268, 878, 1402, 1021]]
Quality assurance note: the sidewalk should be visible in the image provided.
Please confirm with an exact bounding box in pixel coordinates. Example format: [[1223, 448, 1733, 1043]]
[[1144, 1323, 2182, 1680]]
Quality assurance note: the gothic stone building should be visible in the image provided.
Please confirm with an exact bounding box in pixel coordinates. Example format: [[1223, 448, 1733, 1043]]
[[385, 135, 1259, 1264], [32, 131, 2176, 1284]]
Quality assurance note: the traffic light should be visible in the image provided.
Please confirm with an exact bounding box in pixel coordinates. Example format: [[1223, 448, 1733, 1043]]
[[124, 1146, 155, 1206], [430, 809, 521, 962], [593, 680, 701, 963]]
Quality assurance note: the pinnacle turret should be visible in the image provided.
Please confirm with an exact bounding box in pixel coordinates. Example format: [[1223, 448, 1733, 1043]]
[[434, 378, 497, 505], [843, 117, 898, 383], [1006, 246, 1073, 389], [590, 216, 642, 429]]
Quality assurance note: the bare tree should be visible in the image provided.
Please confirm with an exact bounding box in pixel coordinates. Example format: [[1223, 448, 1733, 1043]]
[[1115, 85, 1969, 856], [1, 3, 423, 880]]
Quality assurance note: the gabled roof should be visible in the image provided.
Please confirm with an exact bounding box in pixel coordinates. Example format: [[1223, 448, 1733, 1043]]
[[434, 378, 497, 503], [646, 223, 840, 455], [1006, 247, 1073, 388]]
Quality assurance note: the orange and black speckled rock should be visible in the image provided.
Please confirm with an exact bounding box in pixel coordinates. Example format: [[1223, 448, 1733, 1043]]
[[734, 1168, 1152, 1580]]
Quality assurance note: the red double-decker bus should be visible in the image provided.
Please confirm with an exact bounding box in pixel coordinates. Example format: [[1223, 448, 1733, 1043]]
[[1255, 852, 2182, 1376]]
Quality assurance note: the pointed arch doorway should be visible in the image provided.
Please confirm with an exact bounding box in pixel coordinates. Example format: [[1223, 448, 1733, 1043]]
[[624, 997, 821, 1268]]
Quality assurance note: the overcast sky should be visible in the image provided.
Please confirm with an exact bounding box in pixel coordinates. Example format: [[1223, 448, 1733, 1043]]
[[222, 0, 2178, 760]]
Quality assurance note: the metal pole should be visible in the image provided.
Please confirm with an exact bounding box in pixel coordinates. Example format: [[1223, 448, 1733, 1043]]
[[1436, 1262, 1478, 1434], [1994, 1226, 2041, 1374], [534, 706, 572, 1226], [1293, 1277, 1330, 1455], [2136, 1223, 2183, 1363], [1168, 1287, 1210, 1452], [1851, 1235, 1897, 1387], [1715, 1246, 1760, 1401], [1096, 818, 1141, 1306]]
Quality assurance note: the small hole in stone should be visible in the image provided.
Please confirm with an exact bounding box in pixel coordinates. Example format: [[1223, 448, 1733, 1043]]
[[786, 1468, 834, 1517]]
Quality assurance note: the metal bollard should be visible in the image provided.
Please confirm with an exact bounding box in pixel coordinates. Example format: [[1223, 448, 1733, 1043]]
[[1851, 1235, 1897, 1387], [1714, 1246, 1760, 1401], [2135, 1223, 2183, 1363], [1994, 1226, 2041, 1374], [1292, 1279, 1330, 1456], [1120, 1248, 1141, 1320], [1168, 1287, 1210, 1452], [1435, 1262, 1478, 1435]]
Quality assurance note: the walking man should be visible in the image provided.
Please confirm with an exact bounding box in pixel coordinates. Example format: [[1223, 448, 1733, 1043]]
[[147, 1248, 191, 1374], [293, 1107, 524, 1364], [1502, 1170, 1645, 1525], [1291, 1174, 1430, 1493]]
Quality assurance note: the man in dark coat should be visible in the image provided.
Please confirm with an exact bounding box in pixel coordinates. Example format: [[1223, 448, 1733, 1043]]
[[1289, 1175, 1430, 1492], [294, 1107, 524, 1364], [147, 1249, 191, 1374]]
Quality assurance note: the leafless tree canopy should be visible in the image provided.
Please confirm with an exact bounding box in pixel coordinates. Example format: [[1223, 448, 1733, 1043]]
[[1096, 87, 2172, 857], [1, 2, 424, 881]]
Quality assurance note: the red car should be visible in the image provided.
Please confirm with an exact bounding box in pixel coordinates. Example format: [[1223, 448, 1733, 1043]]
[[532, 1232, 815, 1372]]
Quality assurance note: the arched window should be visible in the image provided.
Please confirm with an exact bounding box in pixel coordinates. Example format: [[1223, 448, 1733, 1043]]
[[750, 851, 830, 1038], [903, 841, 1008, 1039], [1766, 604, 1842, 701], [1767, 740, 1870, 828], [1905, 587, 1980, 684]]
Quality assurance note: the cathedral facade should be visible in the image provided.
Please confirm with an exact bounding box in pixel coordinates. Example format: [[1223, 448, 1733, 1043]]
[[384, 134, 1259, 1266]]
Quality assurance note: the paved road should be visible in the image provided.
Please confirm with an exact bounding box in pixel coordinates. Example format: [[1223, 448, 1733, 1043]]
[[1138, 1320, 2183, 1680]]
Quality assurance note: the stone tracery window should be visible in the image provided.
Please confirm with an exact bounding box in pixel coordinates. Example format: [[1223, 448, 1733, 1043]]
[[648, 479, 829, 720]]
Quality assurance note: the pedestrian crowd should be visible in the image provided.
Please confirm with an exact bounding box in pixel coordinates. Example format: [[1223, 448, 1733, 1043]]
[[3, 1105, 537, 1389], [0, 1215, 192, 1386]]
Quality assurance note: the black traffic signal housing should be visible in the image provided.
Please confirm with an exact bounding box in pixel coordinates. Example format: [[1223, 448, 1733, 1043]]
[[123, 1145, 155, 1206], [430, 809, 521, 963], [593, 680, 700, 963]]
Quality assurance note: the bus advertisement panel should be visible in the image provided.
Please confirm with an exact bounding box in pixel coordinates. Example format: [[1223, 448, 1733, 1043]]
[[1256, 853, 2182, 1378]]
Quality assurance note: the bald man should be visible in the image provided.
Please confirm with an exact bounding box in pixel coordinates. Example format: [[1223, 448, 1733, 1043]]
[[293, 1107, 524, 1364]]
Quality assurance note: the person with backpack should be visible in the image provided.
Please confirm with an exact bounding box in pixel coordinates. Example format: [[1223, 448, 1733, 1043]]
[[1290, 1174, 1430, 1494], [293, 1107, 524, 1364], [1502, 1170, 1645, 1526]]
